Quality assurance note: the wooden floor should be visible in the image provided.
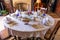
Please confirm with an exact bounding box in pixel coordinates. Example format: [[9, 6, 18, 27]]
[[54, 28, 60, 40], [48, 13, 60, 40]]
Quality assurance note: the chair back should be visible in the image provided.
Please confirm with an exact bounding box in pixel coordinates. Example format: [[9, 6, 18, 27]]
[[44, 21, 60, 40], [15, 2, 29, 11]]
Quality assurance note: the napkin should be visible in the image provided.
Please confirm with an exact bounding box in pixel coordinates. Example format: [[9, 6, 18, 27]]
[[15, 9, 20, 14], [42, 17, 51, 26], [42, 17, 48, 24]]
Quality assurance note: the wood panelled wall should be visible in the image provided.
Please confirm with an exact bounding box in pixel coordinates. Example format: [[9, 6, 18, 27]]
[[56, 0, 60, 14]]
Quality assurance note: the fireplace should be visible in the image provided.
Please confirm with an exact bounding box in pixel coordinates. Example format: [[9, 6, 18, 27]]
[[31, 0, 57, 12], [31, 0, 49, 10]]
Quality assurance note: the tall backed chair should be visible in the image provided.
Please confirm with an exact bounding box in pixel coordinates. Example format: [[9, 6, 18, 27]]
[[44, 21, 60, 40], [15, 2, 29, 11]]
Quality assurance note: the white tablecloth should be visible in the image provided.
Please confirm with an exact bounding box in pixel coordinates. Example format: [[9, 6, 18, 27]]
[[3, 13, 55, 39], [0, 16, 5, 32]]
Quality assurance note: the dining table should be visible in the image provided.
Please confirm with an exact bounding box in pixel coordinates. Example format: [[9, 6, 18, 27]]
[[3, 11, 55, 40]]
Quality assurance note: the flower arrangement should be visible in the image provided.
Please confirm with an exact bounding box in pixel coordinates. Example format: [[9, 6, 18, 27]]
[[0, 10, 8, 16]]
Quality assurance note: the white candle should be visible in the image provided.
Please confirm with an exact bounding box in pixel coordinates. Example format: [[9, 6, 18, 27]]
[[28, 4, 30, 11]]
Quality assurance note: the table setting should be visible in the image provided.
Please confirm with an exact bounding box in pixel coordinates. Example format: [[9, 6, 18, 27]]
[[3, 9, 55, 39]]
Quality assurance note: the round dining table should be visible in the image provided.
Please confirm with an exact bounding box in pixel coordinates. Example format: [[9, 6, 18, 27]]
[[3, 12, 55, 40]]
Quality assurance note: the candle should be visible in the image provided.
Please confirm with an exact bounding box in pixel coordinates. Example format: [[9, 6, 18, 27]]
[[27, 4, 29, 11]]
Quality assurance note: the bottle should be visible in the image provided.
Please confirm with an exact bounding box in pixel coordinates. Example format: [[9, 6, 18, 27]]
[[34, 0, 43, 11]]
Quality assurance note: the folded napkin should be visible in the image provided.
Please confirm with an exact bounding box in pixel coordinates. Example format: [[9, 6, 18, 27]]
[[42, 17, 51, 26]]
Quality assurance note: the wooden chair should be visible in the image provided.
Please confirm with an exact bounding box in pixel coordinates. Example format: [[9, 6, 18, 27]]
[[44, 21, 60, 40], [15, 3, 29, 11], [0, 28, 15, 40]]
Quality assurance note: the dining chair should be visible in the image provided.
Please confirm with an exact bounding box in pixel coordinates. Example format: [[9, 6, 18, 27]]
[[44, 21, 60, 40], [0, 28, 15, 40], [15, 2, 29, 11]]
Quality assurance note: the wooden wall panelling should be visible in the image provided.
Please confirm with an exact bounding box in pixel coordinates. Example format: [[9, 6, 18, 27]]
[[56, 0, 60, 15]]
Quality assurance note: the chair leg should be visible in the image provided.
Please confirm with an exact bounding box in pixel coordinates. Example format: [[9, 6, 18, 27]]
[[50, 27, 60, 40], [18, 37, 21, 40], [52, 37, 55, 40], [14, 36, 18, 40]]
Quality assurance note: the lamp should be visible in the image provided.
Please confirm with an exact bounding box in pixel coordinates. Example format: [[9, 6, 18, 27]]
[[36, 0, 41, 3], [34, 0, 43, 11]]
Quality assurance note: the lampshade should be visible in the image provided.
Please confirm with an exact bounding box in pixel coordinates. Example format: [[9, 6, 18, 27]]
[[36, 0, 41, 3]]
